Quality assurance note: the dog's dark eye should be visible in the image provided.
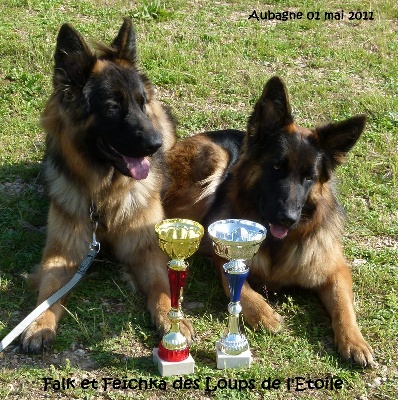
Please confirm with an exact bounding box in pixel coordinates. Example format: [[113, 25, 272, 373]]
[[304, 175, 314, 182], [135, 94, 146, 111], [273, 164, 282, 170], [106, 101, 120, 112]]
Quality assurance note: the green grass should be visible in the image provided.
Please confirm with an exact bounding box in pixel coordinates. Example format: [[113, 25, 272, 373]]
[[0, 0, 397, 399]]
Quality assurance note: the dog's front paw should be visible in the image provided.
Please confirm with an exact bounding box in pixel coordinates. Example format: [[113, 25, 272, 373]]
[[154, 313, 195, 343], [337, 333, 374, 367], [179, 318, 195, 343], [21, 315, 57, 353], [153, 310, 170, 337], [241, 292, 283, 332]]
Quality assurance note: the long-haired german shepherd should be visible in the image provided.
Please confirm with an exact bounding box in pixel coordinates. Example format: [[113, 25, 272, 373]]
[[164, 76, 374, 366], [20, 19, 194, 353]]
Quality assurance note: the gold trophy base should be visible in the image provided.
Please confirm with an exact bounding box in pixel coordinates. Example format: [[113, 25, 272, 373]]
[[153, 348, 195, 376], [215, 341, 252, 369]]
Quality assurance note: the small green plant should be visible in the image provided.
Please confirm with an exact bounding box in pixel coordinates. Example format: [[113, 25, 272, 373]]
[[132, 0, 171, 21]]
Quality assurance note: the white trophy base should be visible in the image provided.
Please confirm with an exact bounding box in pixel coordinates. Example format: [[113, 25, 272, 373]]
[[215, 341, 253, 369], [152, 348, 195, 376]]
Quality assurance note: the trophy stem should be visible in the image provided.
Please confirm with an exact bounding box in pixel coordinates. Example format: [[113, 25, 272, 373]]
[[226, 302, 242, 336], [218, 260, 249, 356], [167, 260, 188, 309], [157, 260, 190, 362]]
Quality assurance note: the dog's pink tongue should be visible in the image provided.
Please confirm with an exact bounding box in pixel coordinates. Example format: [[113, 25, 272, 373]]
[[269, 224, 289, 239], [122, 156, 150, 180]]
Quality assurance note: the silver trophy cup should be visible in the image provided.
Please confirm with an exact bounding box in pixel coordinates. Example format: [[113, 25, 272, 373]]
[[208, 219, 266, 367]]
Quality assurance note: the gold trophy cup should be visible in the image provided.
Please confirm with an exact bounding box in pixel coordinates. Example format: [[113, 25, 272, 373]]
[[152, 218, 204, 376]]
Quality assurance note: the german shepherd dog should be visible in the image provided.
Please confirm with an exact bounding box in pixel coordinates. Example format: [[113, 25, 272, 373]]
[[164, 76, 373, 366], [20, 19, 194, 353]]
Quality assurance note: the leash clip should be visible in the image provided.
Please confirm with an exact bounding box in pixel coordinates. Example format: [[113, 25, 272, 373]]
[[90, 202, 101, 253]]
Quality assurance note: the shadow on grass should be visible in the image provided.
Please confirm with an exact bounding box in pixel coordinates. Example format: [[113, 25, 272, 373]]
[[0, 162, 46, 331]]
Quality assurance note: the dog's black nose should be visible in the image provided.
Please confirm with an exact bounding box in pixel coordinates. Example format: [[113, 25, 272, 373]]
[[146, 136, 162, 153], [276, 210, 300, 227], [140, 131, 162, 155]]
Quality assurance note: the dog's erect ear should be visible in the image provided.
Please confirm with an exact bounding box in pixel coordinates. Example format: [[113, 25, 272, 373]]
[[248, 76, 293, 137], [111, 18, 137, 62], [316, 115, 366, 182], [54, 23, 96, 87]]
